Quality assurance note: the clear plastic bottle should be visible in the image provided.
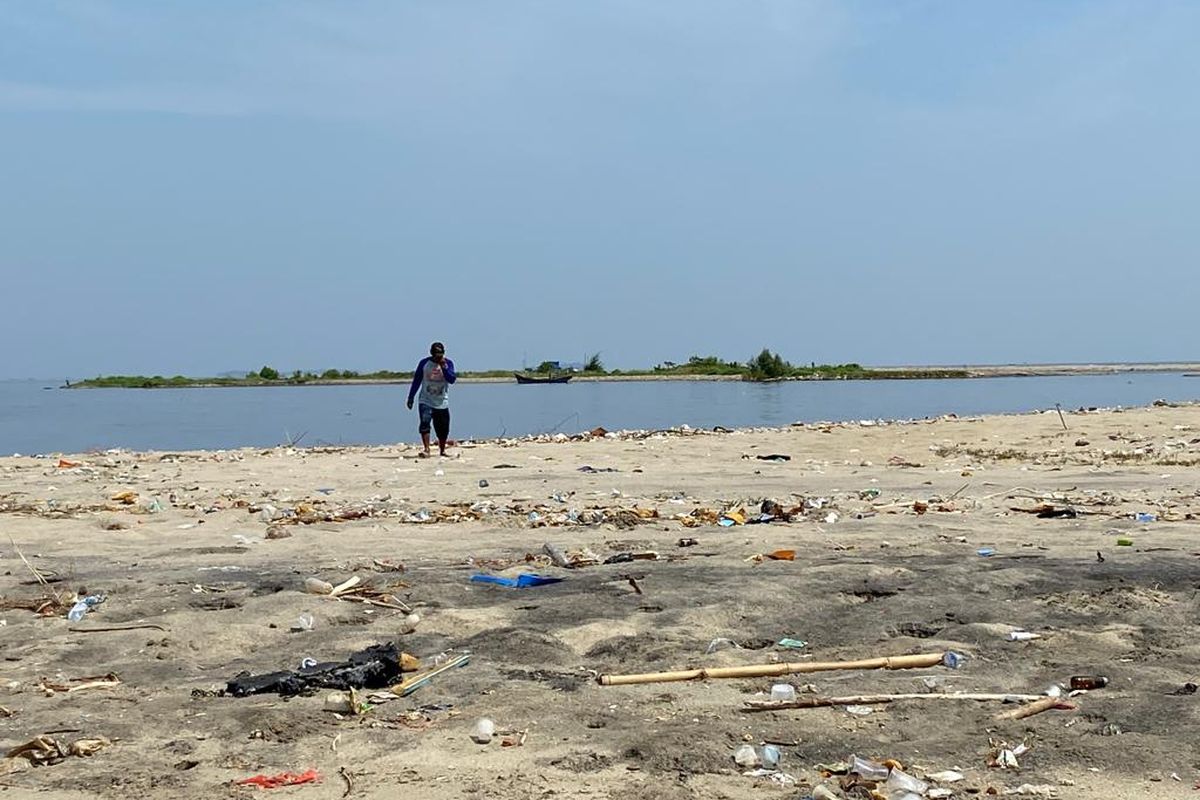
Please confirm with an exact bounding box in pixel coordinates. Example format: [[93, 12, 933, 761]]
[[849, 754, 890, 782], [759, 744, 781, 769], [66, 594, 104, 622], [770, 683, 796, 702], [733, 744, 760, 768]]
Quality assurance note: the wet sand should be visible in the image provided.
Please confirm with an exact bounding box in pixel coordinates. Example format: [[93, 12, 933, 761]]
[[2, 404, 1200, 798]]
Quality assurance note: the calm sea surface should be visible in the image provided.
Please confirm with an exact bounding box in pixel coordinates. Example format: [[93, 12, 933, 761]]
[[0, 374, 1196, 454]]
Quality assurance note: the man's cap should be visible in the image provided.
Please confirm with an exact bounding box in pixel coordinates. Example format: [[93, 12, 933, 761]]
[[430, 342, 445, 355]]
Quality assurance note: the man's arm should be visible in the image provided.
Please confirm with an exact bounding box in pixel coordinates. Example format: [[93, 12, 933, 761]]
[[443, 358, 457, 384], [407, 358, 427, 404]]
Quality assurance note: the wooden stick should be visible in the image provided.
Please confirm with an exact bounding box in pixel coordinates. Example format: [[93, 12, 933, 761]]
[[8, 536, 49, 588], [334, 594, 412, 613], [68, 623, 168, 633], [743, 691, 1045, 711], [391, 654, 470, 697], [598, 652, 946, 686], [994, 696, 1075, 720]]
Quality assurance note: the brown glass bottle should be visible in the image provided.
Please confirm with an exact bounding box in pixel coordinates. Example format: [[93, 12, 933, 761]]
[[1069, 676, 1109, 690]]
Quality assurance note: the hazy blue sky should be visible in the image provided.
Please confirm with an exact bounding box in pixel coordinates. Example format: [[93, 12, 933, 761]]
[[2, 1, 1197, 378]]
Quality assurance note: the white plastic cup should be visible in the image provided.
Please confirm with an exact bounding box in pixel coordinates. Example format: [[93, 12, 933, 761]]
[[770, 683, 796, 702], [470, 718, 495, 744]]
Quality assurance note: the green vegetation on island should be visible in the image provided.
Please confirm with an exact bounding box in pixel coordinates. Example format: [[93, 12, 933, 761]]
[[70, 351, 967, 388]]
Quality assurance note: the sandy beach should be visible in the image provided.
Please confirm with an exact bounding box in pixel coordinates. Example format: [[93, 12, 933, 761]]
[[3, 404, 1200, 798]]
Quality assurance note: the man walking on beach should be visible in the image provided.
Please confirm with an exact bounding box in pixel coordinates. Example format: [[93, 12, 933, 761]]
[[407, 342, 456, 457]]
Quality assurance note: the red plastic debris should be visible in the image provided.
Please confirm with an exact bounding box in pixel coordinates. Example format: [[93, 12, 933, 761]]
[[235, 769, 321, 789]]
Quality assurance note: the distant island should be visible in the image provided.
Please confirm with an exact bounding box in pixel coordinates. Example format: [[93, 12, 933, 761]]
[[67, 351, 972, 388], [66, 352, 1200, 389]]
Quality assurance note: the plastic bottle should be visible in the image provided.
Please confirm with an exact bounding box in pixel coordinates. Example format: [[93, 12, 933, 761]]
[[849, 754, 890, 782], [759, 744, 781, 769], [733, 744, 760, 768], [66, 594, 105, 622], [770, 683, 796, 702], [470, 718, 495, 744], [942, 651, 967, 669]]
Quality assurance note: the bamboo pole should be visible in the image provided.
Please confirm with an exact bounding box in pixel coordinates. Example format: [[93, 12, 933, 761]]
[[598, 652, 946, 686], [742, 691, 1043, 711]]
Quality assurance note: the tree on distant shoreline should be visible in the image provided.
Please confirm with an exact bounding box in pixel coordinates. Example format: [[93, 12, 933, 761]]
[[747, 349, 790, 380]]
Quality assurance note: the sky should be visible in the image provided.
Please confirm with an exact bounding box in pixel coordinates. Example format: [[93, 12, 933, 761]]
[[1, 1, 1197, 379]]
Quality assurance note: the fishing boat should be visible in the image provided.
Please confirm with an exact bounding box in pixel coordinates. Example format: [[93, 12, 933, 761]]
[[514, 372, 572, 385]]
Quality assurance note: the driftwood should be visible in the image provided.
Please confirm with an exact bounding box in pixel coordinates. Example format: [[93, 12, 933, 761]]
[[743, 691, 1046, 711], [994, 696, 1076, 720], [598, 652, 947, 686]]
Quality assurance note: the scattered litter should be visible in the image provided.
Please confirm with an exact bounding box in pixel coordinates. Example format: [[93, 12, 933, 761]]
[[1007, 630, 1041, 641], [469, 573, 563, 588], [226, 643, 414, 697], [849, 754, 890, 781], [755, 454, 791, 462], [1001, 784, 1057, 796], [928, 770, 965, 783], [38, 673, 121, 696], [886, 767, 928, 797], [292, 613, 314, 632], [777, 638, 807, 650], [470, 718, 495, 744], [733, 744, 760, 767], [1069, 676, 1108, 690], [1134, 512, 1156, 523], [391, 653, 470, 697], [3, 735, 110, 769], [304, 578, 334, 595], [600, 651, 952, 686], [770, 683, 796, 702], [977, 547, 996, 557], [235, 769, 321, 789], [747, 549, 795, 563], [943, 651, 967, 669], [322, 688, 368, 716], [845, 704, 874, 716], [66, 594, 105, 622], [988, 740, 1030, 769]]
